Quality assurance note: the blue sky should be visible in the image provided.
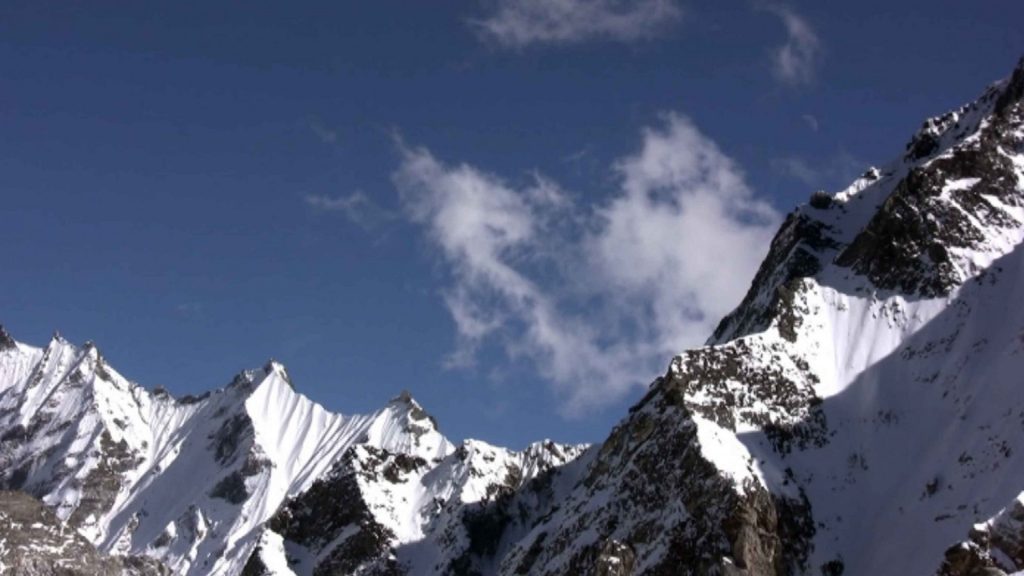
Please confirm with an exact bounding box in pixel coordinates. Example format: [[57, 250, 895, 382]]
[[2, 1, 1023, 448]]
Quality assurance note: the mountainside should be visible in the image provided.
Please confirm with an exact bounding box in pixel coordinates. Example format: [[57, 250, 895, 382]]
[[2, 56, 1024, 575], [489, 57, 1024, 575]]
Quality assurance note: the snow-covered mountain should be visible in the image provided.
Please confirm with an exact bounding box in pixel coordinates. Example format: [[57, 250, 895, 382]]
[[489, 57, 1024, 575], [3, 56, 1024, 575], [0, 328, 586, 575]]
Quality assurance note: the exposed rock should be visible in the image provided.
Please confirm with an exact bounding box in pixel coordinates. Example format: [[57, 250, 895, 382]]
[[0, 490, 168, 575], [0, 326, 15, 351]]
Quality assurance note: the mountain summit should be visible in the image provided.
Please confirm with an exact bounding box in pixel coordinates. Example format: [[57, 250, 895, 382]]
[[2, 56, 1024, 575]]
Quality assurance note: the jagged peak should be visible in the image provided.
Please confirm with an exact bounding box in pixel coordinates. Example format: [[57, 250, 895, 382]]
[[388, 389, 417, 406], [903, 55, 1024, 163], [713, 56, 1024, 345], [262, 359, 292, 389], [81, 340, 99, 359], [386, 389, 441, 432]]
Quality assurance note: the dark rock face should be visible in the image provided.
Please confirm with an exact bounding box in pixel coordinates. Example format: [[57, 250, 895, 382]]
[[0, 326, 16, 351], [837, 79, 1024, 297], [500, 380, 814, 576], [712, 210, 840, 344], [209, 413, 253, 466], [266, 446, 406, 576], [68, 430, 141, 528], [669, 337, 828, 455], [0, 491, 168, 575], [240, 548, 271, 576]]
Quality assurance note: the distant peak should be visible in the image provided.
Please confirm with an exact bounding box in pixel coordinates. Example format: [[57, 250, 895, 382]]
[[389, 389, 417, 406], [387, 390, 440, 432], [0, 325, 15, 350]]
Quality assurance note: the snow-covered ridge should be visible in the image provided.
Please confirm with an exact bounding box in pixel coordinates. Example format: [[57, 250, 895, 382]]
[[0, 330, 586, 575]]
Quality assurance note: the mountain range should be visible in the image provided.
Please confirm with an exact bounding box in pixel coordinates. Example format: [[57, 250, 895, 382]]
[[2, 56, 1023, 575]]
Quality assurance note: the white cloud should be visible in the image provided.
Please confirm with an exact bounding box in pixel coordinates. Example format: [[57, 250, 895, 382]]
[[765, 4, 820, 85], [393, 113, 780, 415], [470, 0, 683, 49], [592, 113, 780, 350], [305, 191, 395, 230]]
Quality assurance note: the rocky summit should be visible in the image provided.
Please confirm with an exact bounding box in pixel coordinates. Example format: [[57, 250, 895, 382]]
[[3, 57, 1024, 575]]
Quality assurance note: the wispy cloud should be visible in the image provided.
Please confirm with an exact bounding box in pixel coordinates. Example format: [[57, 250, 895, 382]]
[[394, 113, 780, 415], [469, 0, 683, 49], [307, 117, 338, 145], [770, 156, 820, 186], [802, 113, 819, 132], [772, 150, 867, 189], [764, 4, 820, 85], [305, 191, 396, 230]]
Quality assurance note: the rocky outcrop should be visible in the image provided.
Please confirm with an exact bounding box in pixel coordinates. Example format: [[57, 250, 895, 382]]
[[497, 369, 814, 576], [836, 83, 1023, 296], [266, 446, 407, 575], [0, 326, 15, 351], [0, 490, 168, 575], [940, 493, 1024, 576]]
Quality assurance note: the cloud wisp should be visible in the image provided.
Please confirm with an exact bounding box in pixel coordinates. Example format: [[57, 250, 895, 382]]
[[764, 4, 821, 85], [394, 113, 781, 415], [469, 0, 683, 49], [771, 150, 867, 190], [306, 117, 339, 145], [305, 191, 396, 230]]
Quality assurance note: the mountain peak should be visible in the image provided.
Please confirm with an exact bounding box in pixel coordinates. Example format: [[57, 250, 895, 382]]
[[388, 389, 417, 406], [387, 389, 440, 432]]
